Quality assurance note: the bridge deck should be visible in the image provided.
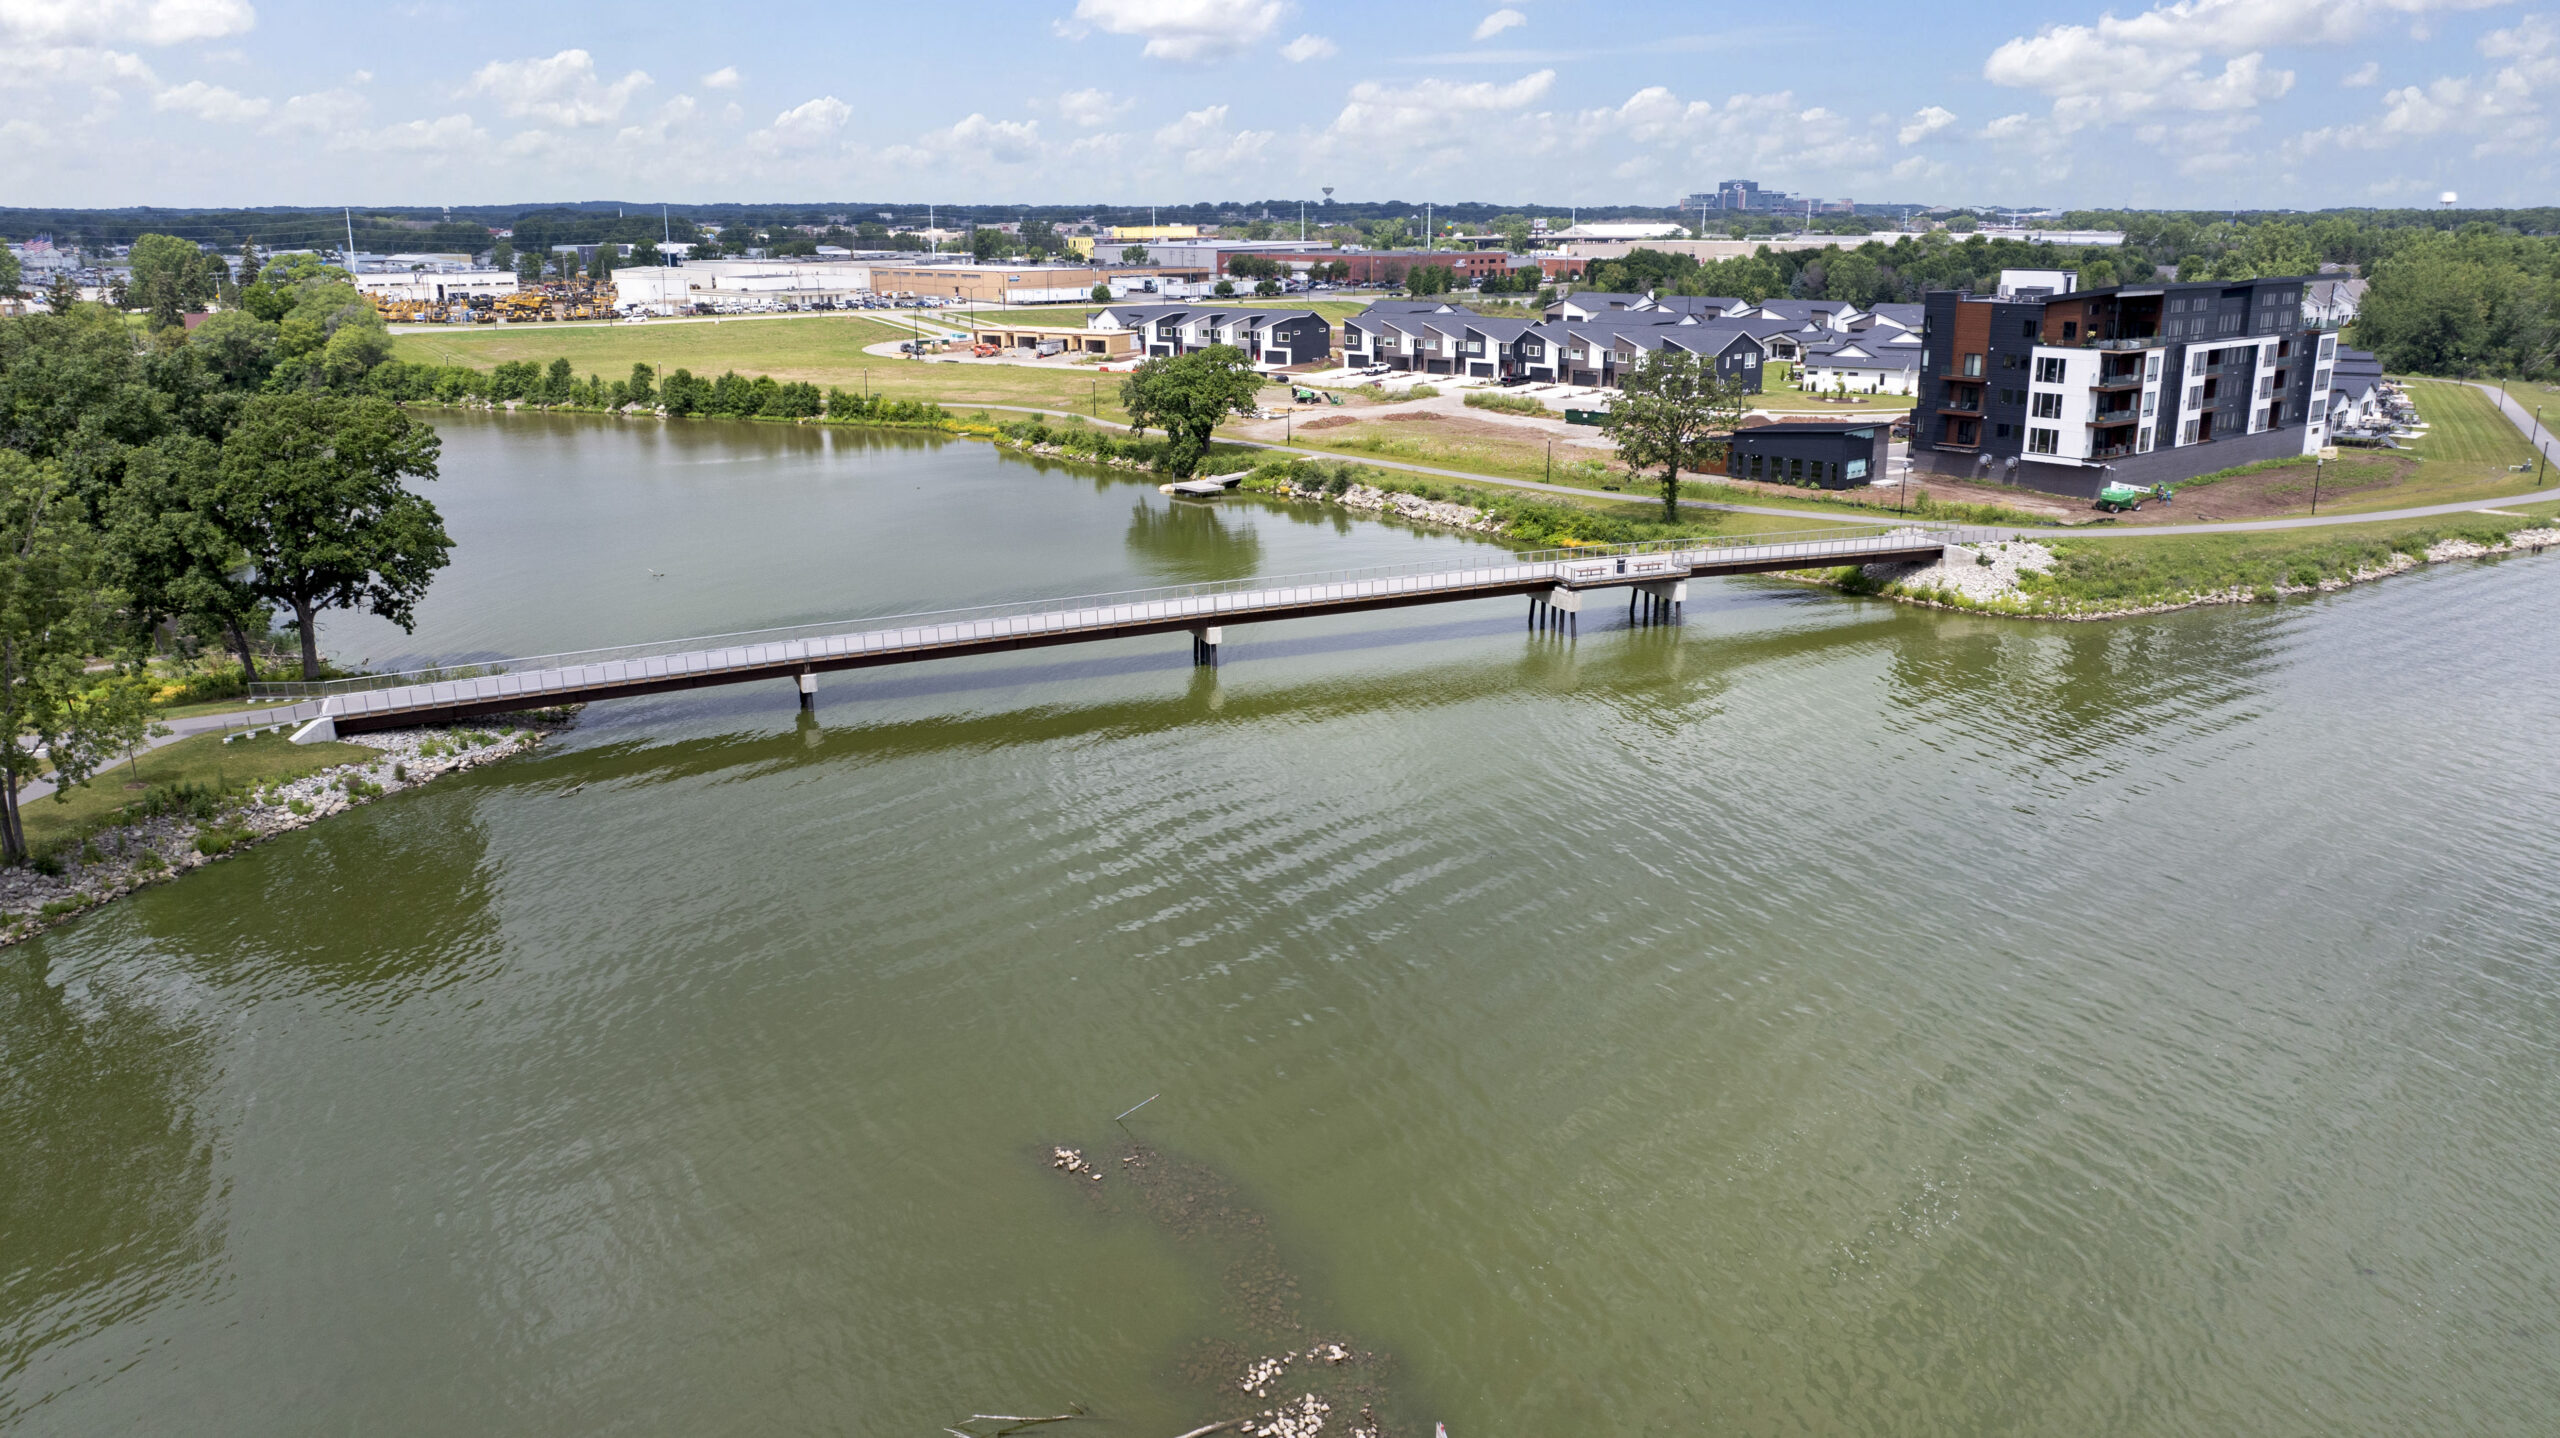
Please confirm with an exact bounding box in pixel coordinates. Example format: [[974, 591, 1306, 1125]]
[[269, 528, 1970, 733]]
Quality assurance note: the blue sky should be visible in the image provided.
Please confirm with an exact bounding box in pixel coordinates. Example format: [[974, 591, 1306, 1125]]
[[3, 0, 2557, 210]]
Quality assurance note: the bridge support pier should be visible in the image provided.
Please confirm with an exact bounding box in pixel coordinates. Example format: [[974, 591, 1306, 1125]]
[[1191, 626, 1223, 667], [1633, 579, 1687, 625], [1545, 586, 1580, 638], [795, 670, 816, 710]]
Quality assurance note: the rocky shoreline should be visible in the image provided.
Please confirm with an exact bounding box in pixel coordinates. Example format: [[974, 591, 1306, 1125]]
[[0, 714, 572, 949], [1801, 526, 2560, 620]]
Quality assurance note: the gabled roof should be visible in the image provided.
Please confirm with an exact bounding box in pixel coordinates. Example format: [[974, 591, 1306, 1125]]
[[1463, 316, 1539, 341], [1799, 350, 1917, 371], [1750, 298, 1860, 323], [1645, 294, 1746, 316], [1859, 303, 1924, 330]]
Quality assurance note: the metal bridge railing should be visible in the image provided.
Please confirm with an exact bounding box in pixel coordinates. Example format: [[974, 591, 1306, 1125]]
[[250, 524, 1984, 705]]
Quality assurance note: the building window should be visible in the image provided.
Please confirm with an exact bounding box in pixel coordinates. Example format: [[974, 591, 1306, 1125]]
[[2139, 426, 2153, 453], [1750, 454, 1763, 479], [2181, 418, 2198, 443], [2142, 391, 2156, 416], [1789, 457, 1804, 482], [2035, 355, 2066, 383], [2145, 353, 2161, 380], [2031, 392, 2062, 418], [2022, 320, 2039, 338], [2027, 427, 2059, 454], [1964, 353, 1984, 376], [2062, 321, 2077, 340], [1996, 423, 2012, 438], [2187, 384, 2204, 409], [1830, 462, 1842, 485]]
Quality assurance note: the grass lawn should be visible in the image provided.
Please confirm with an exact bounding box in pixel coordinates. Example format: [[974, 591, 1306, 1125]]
[[2034, 508, 2549, 608], [2399, 377, 2540, 466], [25, 730, 377, 853], [2146, 377, 2543, 522], [394, 316, 1156, 423]]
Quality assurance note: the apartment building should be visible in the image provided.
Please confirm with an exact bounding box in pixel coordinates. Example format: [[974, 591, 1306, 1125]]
[[1088, 304, 1332, 366], [1343, 300, 1766, 391], [1911, 277, 2335, 497]]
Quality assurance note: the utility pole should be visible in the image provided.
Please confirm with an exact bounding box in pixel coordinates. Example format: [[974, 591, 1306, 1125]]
[[2310, 456, 2322, 514], [2535, 405, 2547, 483]]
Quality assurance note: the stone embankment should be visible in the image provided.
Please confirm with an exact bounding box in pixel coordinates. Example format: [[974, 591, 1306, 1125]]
[[0, 717, 569, 948], [1267, 478, 1507, 534]]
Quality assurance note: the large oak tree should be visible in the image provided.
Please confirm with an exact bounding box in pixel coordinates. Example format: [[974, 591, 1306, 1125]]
[[211, 393, 452, 679]]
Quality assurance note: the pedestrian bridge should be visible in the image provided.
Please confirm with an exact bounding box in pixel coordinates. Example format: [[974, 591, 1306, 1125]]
[[249, 525, 1980, 736]]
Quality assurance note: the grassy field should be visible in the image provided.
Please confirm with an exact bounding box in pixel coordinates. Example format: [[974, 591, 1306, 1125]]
[[2399, 378, 2539, 466], [2031, 505, 2556, 608], [2150, 377, 2544, 521], [25, 731, 377, 853], [394, 317, 1158, 422]]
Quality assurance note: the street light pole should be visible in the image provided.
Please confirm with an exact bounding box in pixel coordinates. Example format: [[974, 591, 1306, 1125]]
[[2311, 456, 2322, 514], [2535, 405, 2546, 483]]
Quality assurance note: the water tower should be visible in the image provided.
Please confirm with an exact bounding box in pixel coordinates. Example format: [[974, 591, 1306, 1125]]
[[2440, 191, 2459, 208]]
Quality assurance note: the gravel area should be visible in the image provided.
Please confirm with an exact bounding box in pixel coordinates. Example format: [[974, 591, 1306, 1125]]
[[0, 716, 570, 948]]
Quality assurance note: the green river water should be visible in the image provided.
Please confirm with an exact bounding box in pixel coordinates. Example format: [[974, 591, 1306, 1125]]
[[7, 412, 2560, 1435]]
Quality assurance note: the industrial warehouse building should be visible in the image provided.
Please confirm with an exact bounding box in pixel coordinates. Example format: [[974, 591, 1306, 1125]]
[[354, 269, 518, 303]]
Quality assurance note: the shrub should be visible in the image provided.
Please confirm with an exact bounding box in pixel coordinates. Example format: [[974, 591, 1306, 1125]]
[[1464, 390, 1549, 417]]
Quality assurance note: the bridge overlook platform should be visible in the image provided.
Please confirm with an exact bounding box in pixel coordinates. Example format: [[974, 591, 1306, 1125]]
[[252, 526, 1978, 735]]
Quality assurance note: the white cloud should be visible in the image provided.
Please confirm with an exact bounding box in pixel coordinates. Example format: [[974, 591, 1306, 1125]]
[[2342, 59, 2380, 86], [1983, 0, 2505, 131], [1154, 103, 1272, 172], [0, 0, 254, 46], [331, 113, 486, 155], [941, 112, 1043, 163], [1279, 32, 1336, 62], [1897, 104, 1956, 144], [1058, 86, 1132, 126], [1072, 0, 1290, 61], [1472, 7, 1525, 41], [0, 44, 154, 88], [1327, 68, 1557, 155], [153, 78, 265, 120], [468, 49, 650, 127], [700, 65, 739, 90], [761, 94, 850, 148], [266, 84, 365, 133], [2298, 12, 2560, 155]]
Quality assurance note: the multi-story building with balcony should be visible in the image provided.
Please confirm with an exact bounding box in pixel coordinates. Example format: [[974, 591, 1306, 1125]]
[[1911, 277, 2337, 496]]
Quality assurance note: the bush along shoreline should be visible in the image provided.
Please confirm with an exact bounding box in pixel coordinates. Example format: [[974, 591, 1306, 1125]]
[[1800, 518, 2560, 620], [0, 712, 573, 948], [365, 356, 958, 427]]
